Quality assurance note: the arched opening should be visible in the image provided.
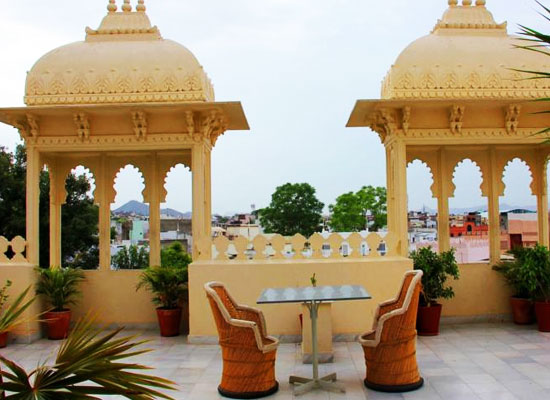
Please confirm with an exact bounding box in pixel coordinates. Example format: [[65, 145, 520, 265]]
[[449, 159, 489, 264], [162, 164, 193, 255], [62, 166, 99, 269], [501, 158, 537, 253], [407, 160, 437, 251], [111, 165, 148, 270]]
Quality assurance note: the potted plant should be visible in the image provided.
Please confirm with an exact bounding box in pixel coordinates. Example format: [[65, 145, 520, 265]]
[[410, 247, 460, 336], [0, 281, 35, 348], [515, 244, 550, 332], [493, 247, 535, 324], [35, 267, 86, 340], [0, 315, 177, 399], [137, 243, 191, 337]]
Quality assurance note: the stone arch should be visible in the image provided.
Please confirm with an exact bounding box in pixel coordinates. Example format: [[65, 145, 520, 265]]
[[162, 163, 192, 210], [502, 157, 535, 198], [451, 158, 485, 199], [407, 158, 436, 199]]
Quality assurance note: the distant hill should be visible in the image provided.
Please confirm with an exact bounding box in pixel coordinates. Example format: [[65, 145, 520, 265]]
[[113, 200, 190, 218]]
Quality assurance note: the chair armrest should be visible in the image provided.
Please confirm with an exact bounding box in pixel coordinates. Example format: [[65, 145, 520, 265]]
[[236, 305, 268, 337], [378, 300, 402, 317], [228, 317, 278, 353]]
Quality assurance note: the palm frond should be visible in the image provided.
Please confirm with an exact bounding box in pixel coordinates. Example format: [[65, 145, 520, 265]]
[[0, 286, 35, 333]]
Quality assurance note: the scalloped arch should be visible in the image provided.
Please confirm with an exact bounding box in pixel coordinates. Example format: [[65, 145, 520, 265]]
[[451, 158, 485, 198], [407, 158, 436, 198], [162, 163, 191, 204], [502, 157, 535, 197], [113, 164, 146, 204]]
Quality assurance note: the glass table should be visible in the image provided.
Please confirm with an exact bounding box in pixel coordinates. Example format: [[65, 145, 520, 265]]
[[257, 284, 371, 395]]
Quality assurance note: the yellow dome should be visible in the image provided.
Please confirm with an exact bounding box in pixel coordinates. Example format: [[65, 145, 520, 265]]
[[382, 0, 550, 100], [25, 1, 214, 106]]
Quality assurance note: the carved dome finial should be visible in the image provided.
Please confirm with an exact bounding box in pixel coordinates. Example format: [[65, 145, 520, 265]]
[[137, 0, 146, 12], [107, 0, 117, 13], [122, 0, 132, 12], [476, 0, 486, 6], [448, 0, 458, 6], [462, 0, 472, 6]]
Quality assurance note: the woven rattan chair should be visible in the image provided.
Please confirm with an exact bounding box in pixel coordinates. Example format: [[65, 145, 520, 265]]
[[359, 270, 424, 392], [204, 281, 279, 399]]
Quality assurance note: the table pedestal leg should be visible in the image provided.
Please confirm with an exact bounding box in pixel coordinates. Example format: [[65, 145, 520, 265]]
[[289, 301, 345, 395]]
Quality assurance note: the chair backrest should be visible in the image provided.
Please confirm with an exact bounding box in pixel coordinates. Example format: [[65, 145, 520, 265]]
[[204, 281, 239, 339], [372, 270, 423, 345]]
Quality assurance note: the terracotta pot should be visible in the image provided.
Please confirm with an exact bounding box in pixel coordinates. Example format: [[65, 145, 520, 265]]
[[156, 308, 182, 337], [535, 302, 550, 332], [0, 332, 8, 348], [417, 303, 442, 336], [510, 297, 535, 325], [45, 310, 72, 340]]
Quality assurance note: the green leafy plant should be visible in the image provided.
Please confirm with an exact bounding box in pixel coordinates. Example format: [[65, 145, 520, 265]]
[[112, 245, 149, 270], [160, 242, 192, 270], [0, 282, 35, 334], [136, 266, 188, 309], [310, 273, 317, 287], [35, 267, 86, 311], [492, 246, 532, 299], [512, 244, 550, 302], [0, 315, 177, 399], [410, 247, 460, 306]]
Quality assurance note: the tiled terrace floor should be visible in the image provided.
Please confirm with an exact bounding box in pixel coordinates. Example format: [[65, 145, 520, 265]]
[[4, 322, 550, 399]]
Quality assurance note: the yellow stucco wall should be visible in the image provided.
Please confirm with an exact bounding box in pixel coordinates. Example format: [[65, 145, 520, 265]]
[[188, 257, 412, 339], [0, 264, 42, 342], [71, 270, 157, 327], [441, 262, 512, 318]]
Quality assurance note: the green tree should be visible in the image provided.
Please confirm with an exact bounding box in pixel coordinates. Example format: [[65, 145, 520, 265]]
[[161, 241, 192, 270], [0, 145, 99, 268], [112, 244, 149, 270], [258, 183, 324, 237], [329, 186, 387, 232]]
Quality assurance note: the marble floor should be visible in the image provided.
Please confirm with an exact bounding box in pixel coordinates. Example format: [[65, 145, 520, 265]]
[[3, 323, 550, 399]]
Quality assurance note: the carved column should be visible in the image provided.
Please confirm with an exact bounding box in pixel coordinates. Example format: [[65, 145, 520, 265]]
[[435, 148, 451, 253], [148, 154, 161, 266], [487, 148, 502, 265], [204, 148, 212, 243], [97, 156, 113, 270], [192, 142, 207, 259], [535, 150, 549, 247], [26, 146, 41, 265], [386, 139, 408, 256], [48, 161, 66, 267]]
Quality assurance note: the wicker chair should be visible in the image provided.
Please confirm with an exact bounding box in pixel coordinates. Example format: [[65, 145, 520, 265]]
[[359, 270, 424, 392], [204, 281, 279, 399]]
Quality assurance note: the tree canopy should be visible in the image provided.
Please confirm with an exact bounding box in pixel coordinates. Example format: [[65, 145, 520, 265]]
[[329, 186, 387, 232], [258, 183, 324, 237], [0, 145, 99, 268]]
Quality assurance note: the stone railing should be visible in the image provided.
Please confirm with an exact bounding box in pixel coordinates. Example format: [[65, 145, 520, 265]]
[[204, 232, 399, 261], [0, 236, 28, 264]]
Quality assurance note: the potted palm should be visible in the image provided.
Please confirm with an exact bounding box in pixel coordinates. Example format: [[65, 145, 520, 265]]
[[0, 315, 177, 399], [493, 247, 534, 324], [0, 281, 35, 348], [410, 247, 460, 336], [35, 267, 86, 340], [137, 243, 191, 337], [515, 244, 550, 332]]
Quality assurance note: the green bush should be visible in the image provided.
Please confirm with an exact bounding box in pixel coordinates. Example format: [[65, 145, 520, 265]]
[[492, 246, 532, 299], [410, 247, 460, 306], [112, 244, 149, 270], [35, 267, 86, 311], [137, 242, 192, 309], [514, 244, 550, 302]]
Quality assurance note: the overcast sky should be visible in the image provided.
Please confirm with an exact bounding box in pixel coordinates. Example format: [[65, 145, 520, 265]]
[[0, 1, 547, 215]]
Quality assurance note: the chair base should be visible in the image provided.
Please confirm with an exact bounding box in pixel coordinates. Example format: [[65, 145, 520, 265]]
[[364, 377, 424, 393], [218, 381, 279, 399]]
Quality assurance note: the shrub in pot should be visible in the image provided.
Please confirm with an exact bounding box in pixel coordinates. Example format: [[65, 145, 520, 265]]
[[493, 247, 535, 324], [35, 267, 86, 340], [515, 244, 550, 332], [410, 247, 459, 336], [0, 281, 35, 347], [137, 244, 191, 337]]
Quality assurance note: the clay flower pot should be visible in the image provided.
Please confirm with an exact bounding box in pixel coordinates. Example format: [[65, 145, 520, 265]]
[[0, 331, 8, 348], [535, 302, 550, 332], [417, 303, 442, 336], [156, 308, 182, 337], [44, 310, 72, 340], [510, 297, 535, 325]]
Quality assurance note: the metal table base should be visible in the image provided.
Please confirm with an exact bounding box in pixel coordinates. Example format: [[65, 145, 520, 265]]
[[289, 301, 346, 396]]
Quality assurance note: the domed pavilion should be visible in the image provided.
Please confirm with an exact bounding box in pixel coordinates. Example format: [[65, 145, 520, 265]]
[[348, 0, 550, 264], [0, 0, 248, 268]]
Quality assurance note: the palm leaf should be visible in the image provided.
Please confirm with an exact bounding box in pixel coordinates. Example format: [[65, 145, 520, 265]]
[[0, 287, 35, 333]]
